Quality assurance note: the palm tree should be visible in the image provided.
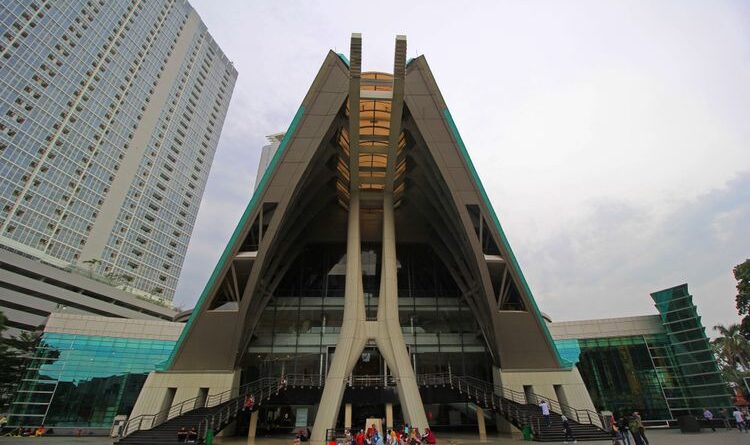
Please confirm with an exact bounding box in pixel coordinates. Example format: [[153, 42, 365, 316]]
[[713, 323, 750, 371]]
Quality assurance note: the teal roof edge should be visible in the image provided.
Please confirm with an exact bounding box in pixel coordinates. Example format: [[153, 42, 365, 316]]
[[165, 106, 306, 369], [441, 108, 565, 368], [336, 53, 350, 67]]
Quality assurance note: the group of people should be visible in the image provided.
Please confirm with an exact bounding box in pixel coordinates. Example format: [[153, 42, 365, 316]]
[[344, 423, 436, 445], [176, 426, 198, 443], [728, 407, 750, 432], [609, 412, 649, 445]]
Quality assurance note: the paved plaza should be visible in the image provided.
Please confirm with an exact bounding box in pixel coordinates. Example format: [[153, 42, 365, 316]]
[[2, 429, 750, 445]]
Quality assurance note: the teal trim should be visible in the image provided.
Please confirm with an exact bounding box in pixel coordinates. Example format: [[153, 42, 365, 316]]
[[406, 57, 414, 66], [336, 53, 350, 67], [442, 108, 565, 368], [165, 106, 306, 369]]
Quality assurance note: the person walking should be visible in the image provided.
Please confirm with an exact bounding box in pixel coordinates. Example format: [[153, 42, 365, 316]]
[[628, 416, 644, 445], [633, 412, 648, 445], [735, 408, 748, 432], [539, 400, 551, 427], [561, 415, 576, 444], [703, 408, 716, 432]]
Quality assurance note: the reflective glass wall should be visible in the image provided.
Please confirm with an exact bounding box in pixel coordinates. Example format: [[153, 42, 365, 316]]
[[9, 332, 174, 430], [555, 329, 731, 420], [244, 243, 492, 383], [651, 284, 732, 415], [555, 336, 672, 420]]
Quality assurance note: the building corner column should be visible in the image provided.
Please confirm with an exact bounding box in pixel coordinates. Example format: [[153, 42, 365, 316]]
[[345, 403, 352, 430], [385, 403, 393, 430], [247, 411, 259, 445], [476, 407, 487, 442]]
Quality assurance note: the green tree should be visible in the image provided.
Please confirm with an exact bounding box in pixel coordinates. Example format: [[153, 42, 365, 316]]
[[712, 323, 750, 387], [736, 259, 750, 338], [0, 313, 42, 411]]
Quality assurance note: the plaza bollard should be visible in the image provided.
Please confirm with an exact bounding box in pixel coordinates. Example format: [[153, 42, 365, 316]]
[[205, 428, 215, 445], [522, 425, 533, 441]]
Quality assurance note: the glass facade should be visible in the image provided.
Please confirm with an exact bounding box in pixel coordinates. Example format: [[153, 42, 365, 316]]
[[651, 284, 732, 415], [553, 284, 731, 421], [9, 332, 175, 430], [0, 0, 237, 300], [244, 243, 492, 383], [555, 335, 672, 420]]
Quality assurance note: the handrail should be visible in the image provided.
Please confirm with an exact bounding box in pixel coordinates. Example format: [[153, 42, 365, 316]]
[[197, 375, 300, 440], [121, 392, 205, 437], [121, 372, 604, 441], [121, 374, 318, 439], [414, 373, 604, 434]]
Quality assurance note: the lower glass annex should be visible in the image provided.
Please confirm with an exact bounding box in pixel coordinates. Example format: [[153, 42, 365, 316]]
[[9, 332, 175, 431]]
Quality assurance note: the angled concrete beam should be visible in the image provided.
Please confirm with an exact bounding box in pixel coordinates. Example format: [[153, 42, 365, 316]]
[[376, 34, 429, 429], [311, 33, 368, 445]]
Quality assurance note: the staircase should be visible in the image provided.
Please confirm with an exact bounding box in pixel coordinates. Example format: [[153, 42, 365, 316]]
[[117, 375, 313, 445], [117, 406, 215, 445], [416, 373, 611, 442], [118, 373, 610, 444]]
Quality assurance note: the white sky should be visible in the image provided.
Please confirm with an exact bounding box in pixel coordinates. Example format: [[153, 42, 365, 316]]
[[175, 0, 750, 335]]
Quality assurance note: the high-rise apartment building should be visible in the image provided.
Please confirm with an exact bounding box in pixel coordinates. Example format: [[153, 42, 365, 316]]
[[0, 0, 238, 301], [253, 133, 284, 190]]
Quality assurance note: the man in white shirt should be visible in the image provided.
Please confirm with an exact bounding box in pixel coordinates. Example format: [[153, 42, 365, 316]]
[[703, 408, 715, 432], [733, 408, 746, 432], [539, 400, 551, 427]]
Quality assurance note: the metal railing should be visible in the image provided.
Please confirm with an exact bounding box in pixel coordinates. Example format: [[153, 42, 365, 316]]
[[121, 374, 321, 439], [348, 374, 398, 387], [195, 373, 323, 440], [121, 372, 604, 441], [414, 373, 605, 435]]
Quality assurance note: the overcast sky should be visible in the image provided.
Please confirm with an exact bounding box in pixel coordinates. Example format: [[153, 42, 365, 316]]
[[174, 0, 750, 335]]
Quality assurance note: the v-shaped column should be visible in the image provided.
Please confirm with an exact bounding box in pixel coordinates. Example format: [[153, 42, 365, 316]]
[[373, 35, 428, 430], [311, 34, 369, 445], [311, 35, 427, 445]]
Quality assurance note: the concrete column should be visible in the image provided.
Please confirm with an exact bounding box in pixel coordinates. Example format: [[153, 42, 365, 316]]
[[310, 33, 429, 443], [345, 403, 352, 429], [495, 414, 522, 439], [247, 411, 259, 445], [386, 403, 393, 430], [375, 192, 428, 430], [310, 37, 367, 445], [476, 407, 487, 442]]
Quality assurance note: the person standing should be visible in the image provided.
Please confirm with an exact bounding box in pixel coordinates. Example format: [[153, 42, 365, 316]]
[[703, 408, 716, 432], [539, 400, 551, 427], [633, 412, 648, 445], [560, 415, 576, 444], [734, 408, 746, 432], [628, 416, 644, 445]]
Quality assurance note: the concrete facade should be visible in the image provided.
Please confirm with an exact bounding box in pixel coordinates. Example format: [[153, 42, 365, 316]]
[[0, 248, 176, 338], [129, 371, 239, 421], [547, 315, 664, 340], [129, 34, 596, 443]]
